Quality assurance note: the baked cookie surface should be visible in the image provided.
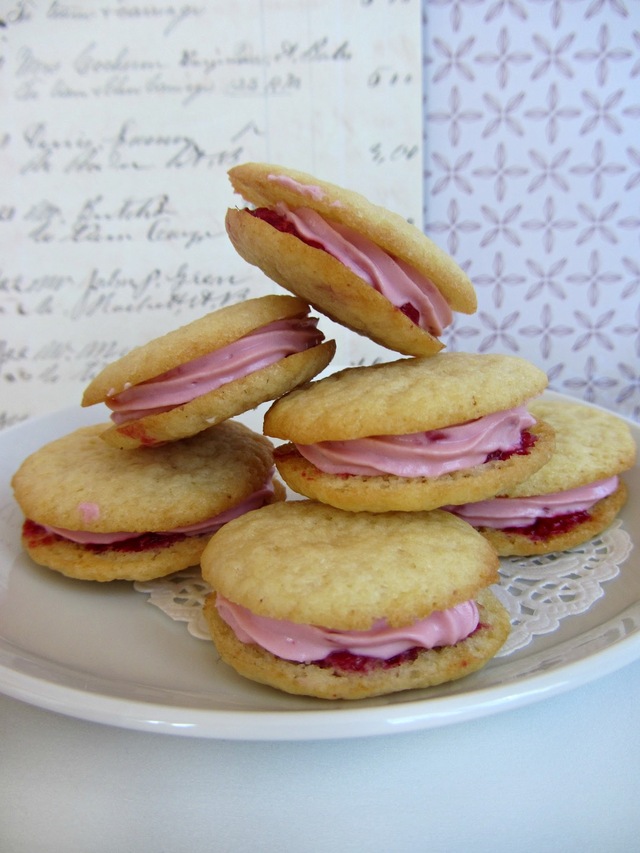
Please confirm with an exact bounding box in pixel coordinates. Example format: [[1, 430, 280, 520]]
[[82, 294, 335, 449], [503, 399, 636, 497], [458, 399, 637, 555], [201, 501, 510, 700], [226, 162, 477, 357], [271, 420, 555, 512], [264, 353, 549, 442], [263, 354, 554, 511], [478, 482, 628, 556], [12, 420, 281, 581], [203, 588, 510, 701], [201, 501, 500, 629]]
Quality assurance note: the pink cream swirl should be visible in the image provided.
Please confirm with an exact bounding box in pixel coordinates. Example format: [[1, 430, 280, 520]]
[[40, 473, 277, 545], [271, 202, 453, 336], [446, 476, 618, 529], [215, 594, 480, 663], [295, 406, 536, 478], [107, 316, 325, 424]]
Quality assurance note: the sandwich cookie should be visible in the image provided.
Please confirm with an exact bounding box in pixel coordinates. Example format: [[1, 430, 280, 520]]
[[11, 420, 283, 582], [225, 162, 477, 357], [263, 353, 555, 513], [82, 295, 335, 449], [446, 398, 637, 555], [201, 501, 511, 700]]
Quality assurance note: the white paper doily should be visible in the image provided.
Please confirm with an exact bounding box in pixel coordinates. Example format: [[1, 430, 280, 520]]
[[134, 520, 632, 658]]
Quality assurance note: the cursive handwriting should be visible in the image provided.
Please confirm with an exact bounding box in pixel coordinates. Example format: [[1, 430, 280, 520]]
[[2, 262, 253, 320], [11, 34, 354, 106], [18, 119, 249, 173]]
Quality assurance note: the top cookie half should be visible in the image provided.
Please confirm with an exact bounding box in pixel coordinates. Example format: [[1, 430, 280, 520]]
[[264, 352, 549, 443], [503, 398, 637, 496], [225, 162, 477, 357], [81, 294, 335, 449]]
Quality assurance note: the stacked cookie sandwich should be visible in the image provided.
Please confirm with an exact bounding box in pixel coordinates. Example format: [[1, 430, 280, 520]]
[[11, 294, 336, 581], [199, 161, 635, 700]]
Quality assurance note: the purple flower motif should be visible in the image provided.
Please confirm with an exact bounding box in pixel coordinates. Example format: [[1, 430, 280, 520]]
[[475, 26, 532, 89], [476, 310, 521, 352], [530, 32, 575, 80], [482, 91, 526, 137], [585, 0, 629, 21], [621, 256, 640, 298], [484, 0, 528, 23], [632, 31, 640, 77], [625, 146, 640, 191], [575, 201, 619, 245], [545, 362, 566, 390], [440, 317, 481, 351], [425, 0, 484, 34], [522, 196, 577, 252], [472, 251, 526, 308], [617, 211, 640, 232], [524, 257, 568, 300], [430, 36, 476, 83], [614, 302, 640, 357], [562, 355, 617, 403], [527, 0, 572, 29], [426, 85, 483, 146], [425, 198, 481, 255], [572, 309, 616, 352], [574, 24, 632, 86], [566, 249, 622, 306], [569, 139, 626, 199], [580, 89, 625, 135], [472, 142, 528, 202], [527, 148, 571, 192], [524, 82, 581, 143], [519, 303, 573, 358], [479, 203, 522, 247], [616, 363, 640, 419], [427, 151, 474, 195]]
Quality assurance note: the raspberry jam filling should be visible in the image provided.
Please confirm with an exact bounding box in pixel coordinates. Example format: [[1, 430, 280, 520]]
[[250, 207, 325, 250], [314, 647, 421, 673], [292, 407, 537, 479], [503, 510, 591, 541], [107, 315, 324, 425], [447, 477, 617, 539], [23, 519, 187, 553], [485, 429, 536, 462], [248, 206, 452, 336], [215, 594, 480, 664]]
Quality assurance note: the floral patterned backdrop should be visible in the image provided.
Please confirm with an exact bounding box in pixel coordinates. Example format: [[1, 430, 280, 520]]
[[422, 0, 639, 422]]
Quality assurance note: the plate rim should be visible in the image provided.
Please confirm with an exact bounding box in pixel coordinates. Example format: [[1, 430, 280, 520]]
[[0, 394, 638, 741]]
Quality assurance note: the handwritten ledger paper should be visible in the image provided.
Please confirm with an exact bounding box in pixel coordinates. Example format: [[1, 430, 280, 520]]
[[0, 0, 423, 427]]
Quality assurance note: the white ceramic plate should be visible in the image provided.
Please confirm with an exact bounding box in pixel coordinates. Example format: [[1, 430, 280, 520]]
[[0, 397, 638, 741]]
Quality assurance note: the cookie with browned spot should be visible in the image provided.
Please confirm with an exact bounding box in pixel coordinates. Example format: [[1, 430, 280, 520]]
[[263, 353, 554, 512], [449, 398, 637, 555], [201, 501, 510, 700], [12, 420, 283, 582], [82, 294, 335, 449], [225, 162, 476, 356]]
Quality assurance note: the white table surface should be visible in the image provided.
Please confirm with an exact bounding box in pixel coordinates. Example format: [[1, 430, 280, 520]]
[[1, 656, 639, 853]]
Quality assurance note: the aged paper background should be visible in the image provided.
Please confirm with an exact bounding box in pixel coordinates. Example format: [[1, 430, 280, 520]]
[[425, 0, 639, 424], [1, 0, 638, 431], [0, 0, 423, 427]]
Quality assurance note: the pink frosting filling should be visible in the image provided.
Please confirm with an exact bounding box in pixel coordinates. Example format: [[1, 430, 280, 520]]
[[267, 173, 327, 201], [446, 476, 619, 528], [272, 202, 453, 336], [296, 405, 536, 478], [215, 594, 480, 662], [107, 316, 324, 424], [41, 474, 276, 545]]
